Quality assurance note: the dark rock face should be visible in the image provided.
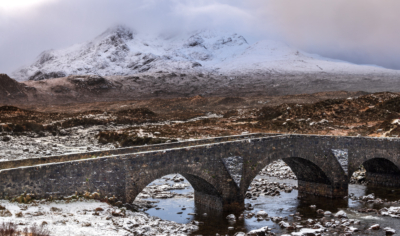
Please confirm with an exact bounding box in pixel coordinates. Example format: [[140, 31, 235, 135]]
[[0, 74, 28, 101], [100, 24, 134, 41], [192, 62, 202, 68], [35, 50, 55, 65], [29, 71, 66, 81], [186, 36, 205, 47], [68, 75, 113, 91]]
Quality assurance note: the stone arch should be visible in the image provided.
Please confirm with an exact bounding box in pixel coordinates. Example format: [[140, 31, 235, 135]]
[[123, 145, 245, 211], [125, 170, 223, 206], [242, 155, 337, 198], [239, 137, 349, 199], [128, 171, 225, 209], [282, 157, 334, 197], [361, 158, 400, 187], [347, 137, 400, 183], [363, 158, 400, 175], [282, 157, 332, 185]]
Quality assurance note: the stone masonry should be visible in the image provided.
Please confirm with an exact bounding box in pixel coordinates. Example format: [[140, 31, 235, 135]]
[[0, 134, 399, 211]]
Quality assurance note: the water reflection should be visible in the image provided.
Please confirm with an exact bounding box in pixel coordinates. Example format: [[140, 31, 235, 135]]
[[146, 198, 195, 224]]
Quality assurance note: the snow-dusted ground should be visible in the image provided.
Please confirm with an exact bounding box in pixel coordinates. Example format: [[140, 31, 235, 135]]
[[0, 125, 116, 162], [0, 199, 198, 236], [13, 25, 400, 81]]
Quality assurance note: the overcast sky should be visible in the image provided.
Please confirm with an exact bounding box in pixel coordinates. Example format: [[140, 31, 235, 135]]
[[1, 0, 400, 74]]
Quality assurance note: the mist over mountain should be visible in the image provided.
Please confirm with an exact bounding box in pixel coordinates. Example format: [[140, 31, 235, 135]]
[[12, 25, 398, 82]]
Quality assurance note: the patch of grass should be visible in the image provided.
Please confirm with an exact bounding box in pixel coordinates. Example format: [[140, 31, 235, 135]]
[[0, 222, 50, 236]]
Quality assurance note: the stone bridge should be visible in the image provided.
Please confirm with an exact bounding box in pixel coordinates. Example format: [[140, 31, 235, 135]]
[[1, 134, 400, 211]]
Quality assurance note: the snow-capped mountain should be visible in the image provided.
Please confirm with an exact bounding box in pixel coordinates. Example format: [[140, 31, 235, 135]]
[[12, 25, 398, 81]]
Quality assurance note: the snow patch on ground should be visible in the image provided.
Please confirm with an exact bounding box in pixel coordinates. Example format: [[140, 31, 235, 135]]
[[0, 199, 198, 235]]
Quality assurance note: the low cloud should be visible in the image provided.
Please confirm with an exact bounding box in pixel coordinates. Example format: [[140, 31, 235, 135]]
[[250, 0, 400, 69]]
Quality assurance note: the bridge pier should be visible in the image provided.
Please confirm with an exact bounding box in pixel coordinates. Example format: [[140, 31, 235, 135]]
[[297, 181, 348, 198], [183, 173, 244, 211], [194, 191, 223, 210]]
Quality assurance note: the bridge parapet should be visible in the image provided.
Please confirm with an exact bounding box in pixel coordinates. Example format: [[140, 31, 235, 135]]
[[0, 133, 274, 171]]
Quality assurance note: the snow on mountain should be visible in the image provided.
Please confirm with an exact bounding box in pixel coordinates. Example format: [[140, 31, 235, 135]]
[[12, 25, 399, 81]]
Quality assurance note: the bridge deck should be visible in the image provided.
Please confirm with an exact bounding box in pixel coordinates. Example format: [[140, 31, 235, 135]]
[[0, 133, 277, 171]]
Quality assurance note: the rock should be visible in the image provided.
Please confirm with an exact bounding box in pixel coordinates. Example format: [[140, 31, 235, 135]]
[[112, 209, 124, 217], [82, 222, 91, 227], [271, 216, 283, 222], [247, 226, 269, 235], [334, 210, 347, 218], [362, 193, 375, 201], [2, 136, 11, 142], [291, 226, 326, 236], [384, 227, 396, 235], [278, 221, 290, 228], [0, 209, 12, 217], [59, 129, 68, 136], [369, 224, 380, 230], [346, 226, 359, 232], [95, 207, 104, 212], [316, 209, 324, 214], [50, 207, 62, 212], [226, 214, 236, 221], [233, 232, 246, 236], [323, 211, 332, 216], [256, 210, 268, 218]]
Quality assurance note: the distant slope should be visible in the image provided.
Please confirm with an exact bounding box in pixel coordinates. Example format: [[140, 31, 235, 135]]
[[12, 25, 400, 81], [0, 74, 30, 103]]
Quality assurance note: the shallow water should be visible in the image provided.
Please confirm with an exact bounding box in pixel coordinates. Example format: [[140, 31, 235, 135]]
[[141, 175, 400, 235]]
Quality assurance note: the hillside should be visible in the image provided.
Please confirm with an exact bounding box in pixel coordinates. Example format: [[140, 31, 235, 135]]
[[0, 74, 30, 103]]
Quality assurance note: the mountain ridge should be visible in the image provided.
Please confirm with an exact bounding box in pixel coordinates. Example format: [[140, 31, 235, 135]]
[[12, 25, 399, 81]]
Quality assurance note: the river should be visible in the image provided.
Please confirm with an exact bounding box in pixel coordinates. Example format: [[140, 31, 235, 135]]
[[139, 174, 400, 235]]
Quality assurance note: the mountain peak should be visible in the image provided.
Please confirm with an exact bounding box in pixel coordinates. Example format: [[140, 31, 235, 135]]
[[96, 24, 135, 41]]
